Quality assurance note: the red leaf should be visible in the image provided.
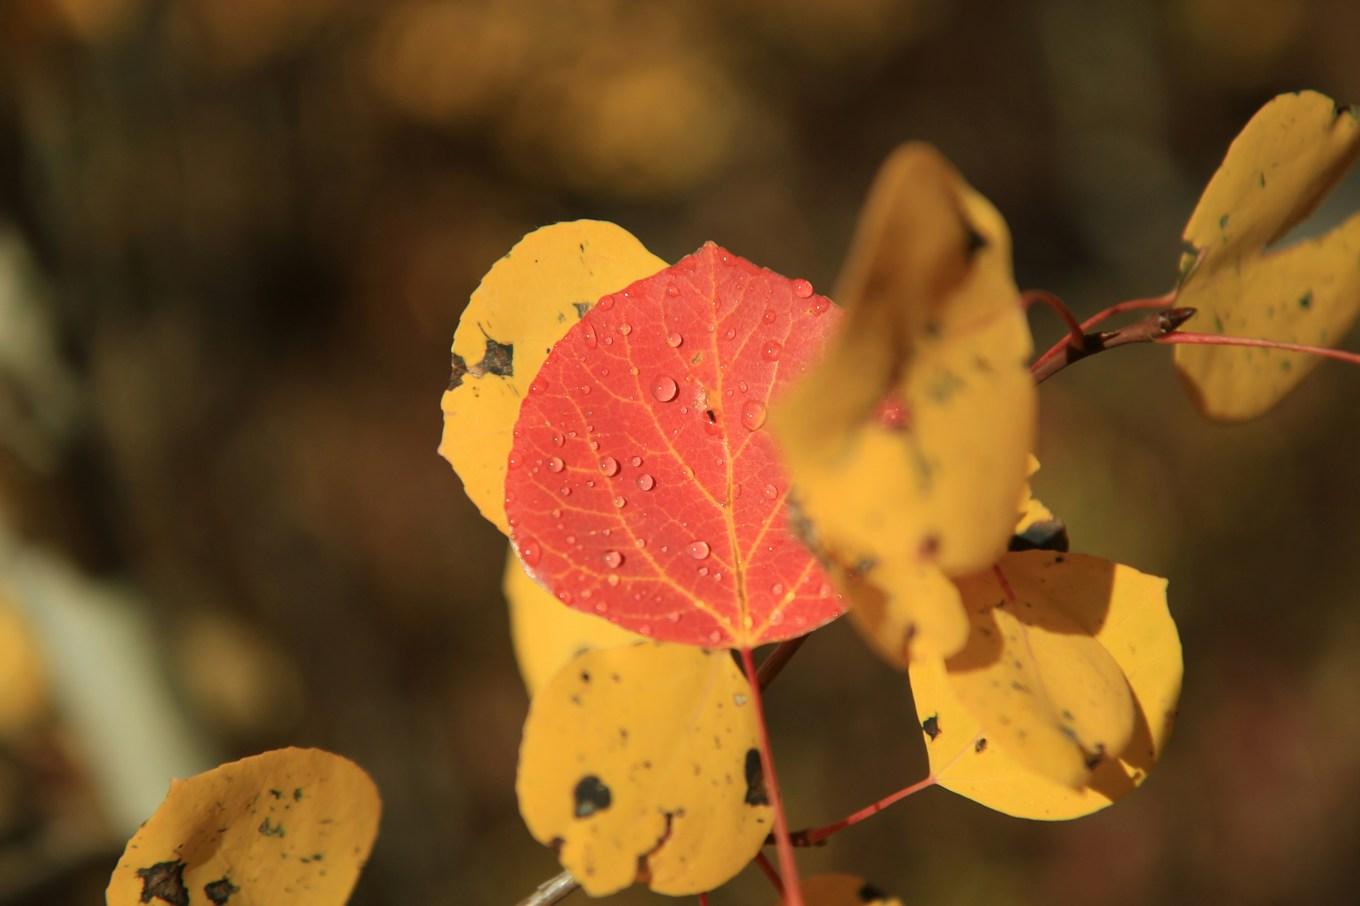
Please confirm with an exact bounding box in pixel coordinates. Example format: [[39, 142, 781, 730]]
[[504, 243, 845, 646]]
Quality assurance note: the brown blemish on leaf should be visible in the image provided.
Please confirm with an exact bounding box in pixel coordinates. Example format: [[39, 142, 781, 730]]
[[258, 818, 285, 837], [573, 775, 612, 818], [203, 876, 239, 905], [922, 714, 941, 740], [742, 749, 768, 806], [137, 861, 189, 906], [447, 352, 468, 391]]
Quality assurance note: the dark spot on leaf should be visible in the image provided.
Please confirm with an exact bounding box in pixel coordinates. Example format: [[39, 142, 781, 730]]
[[963, 223, 987, 258], [975, 737, 988, 753], [1009, 519, 1070, 553], [1299, 290, 1313, 310], [580, 670, 591, 683], [743, 748, 769, 806], [447, 352, 468, 390], [293, 787, 303, 801], [919, 534, 940, 559], [922, 714, 941, 740], [204, 877, 239, 905], [481, 337, 514, 376], [573, 302, 590, 318], [269, 788, 283, 799], [1219, 213, 1230, 232], [573, 775, 612, 818], [705, 409, 717, 423], [859, 881, 889, 902], [137, 861, 189, 906], [1085, 744, 1106, 769], [258, 818, 285, 837]]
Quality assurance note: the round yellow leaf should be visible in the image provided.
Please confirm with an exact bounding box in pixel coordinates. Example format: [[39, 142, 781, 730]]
[[1173, 91, 1360, 420], [106, 747, 381, 906], [910, 552, 1180, 818], [504, 545, 643, 696], [439, 220, 665, 532], [516, 642, 771, 896]]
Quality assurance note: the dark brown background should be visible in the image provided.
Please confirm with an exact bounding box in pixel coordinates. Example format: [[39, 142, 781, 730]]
[[1, 1, 1358, 903]]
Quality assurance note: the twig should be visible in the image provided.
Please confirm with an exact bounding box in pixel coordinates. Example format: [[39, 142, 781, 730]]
[[517, 870, 579, 906], [1156, 331, 1360, 367], [754, 851, 785, 896], [741, 646, 804, 905], [1021, 290, 1086, 350], [779, 774, 937, 847], [1031, 307, 1197, 384], [757, 635, 809, 690], [1030, 292, 1175, 373]]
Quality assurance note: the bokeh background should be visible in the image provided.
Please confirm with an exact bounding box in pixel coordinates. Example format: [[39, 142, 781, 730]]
[[1, 0, 1358, 903]]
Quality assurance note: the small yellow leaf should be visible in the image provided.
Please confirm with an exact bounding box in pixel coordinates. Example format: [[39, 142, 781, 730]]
[[517, 642, 770, 896], [841, 558, 968, 668], [504, 546, 643, 696], [782, 873, 904, 905], [439, 221, 665, 532], [774, 142, 1034, 589], [106, 747, 381, 906], [1174, 91, 1360, 420], [910, 552, 1180, 818]]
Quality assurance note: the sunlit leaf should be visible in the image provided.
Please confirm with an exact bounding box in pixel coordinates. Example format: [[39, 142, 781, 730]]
[[1174, 91, 1360, 420], [503, 243, 845, 647], [839, 558, 967, 668], [783, 873, 904, 905], [910, 552, 1180, 817], [517, 642, 770, 896], [439, 220, 666, 532], [504, 545, 642, 696], [106, 748, 381, 906], [773, 144, 1035, 590]]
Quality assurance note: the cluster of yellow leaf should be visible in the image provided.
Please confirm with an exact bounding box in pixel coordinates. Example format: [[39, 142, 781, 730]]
[[1173, 91, 1360, 420], [772, 144, 1183, 819]]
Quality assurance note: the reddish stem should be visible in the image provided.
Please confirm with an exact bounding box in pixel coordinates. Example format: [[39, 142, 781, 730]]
[[1022, 290, 1086, 349], [784, 775, 937, 847], [753, 851, 784, 897], [698, 893, 711, 906], [757, 635, 808, 691], [1031, 291, 1175, 373], [1156, 331, 1360, 367], [740, 646, 803, 906]]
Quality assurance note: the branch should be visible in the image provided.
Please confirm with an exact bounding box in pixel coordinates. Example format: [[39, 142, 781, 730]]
[[1031, 307, 1197, 384], [516, 870, 579, 906]]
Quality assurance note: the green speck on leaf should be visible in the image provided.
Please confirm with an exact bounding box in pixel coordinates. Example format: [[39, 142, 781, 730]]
[[258, 818, 286, 838]]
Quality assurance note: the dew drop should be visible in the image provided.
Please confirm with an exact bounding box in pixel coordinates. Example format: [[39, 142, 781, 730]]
[[559, 486, 571, 496], [708, 629, 723, 643], [612, 496, 627, 509], [665, 285, 679, 297], [629, 456, 643, 467], [602, 550, 623, 569], [551, 508, 562, 519], [597, 294, 615, 310], [762, 482, 779, 500], [635, 538, 647, 549], [530, 377, 549, 394], [687, 541, 711, 560], [559, 590, 573, 604], [762, 340, 783, 361], [519, 539, 541, 566], [652, 376, 679, 402], [546, 456, 565, 473], [666, 332, 683, 348], [698, 566, 709, 577], [507, 452, 522, 469], [603, 336, 613, 346], [606, 574, 620, 587], [724, 327, 736, 340], [599, 456, 619, 476], [738, 380, 749, 393], [761, 308, 776, 325], [791, 277, 814, 298], [618, 323, 633, 336], [636, 473, 655, 491], [771, 583, 786, 596], [740, 399, 768, 431], [810, 297, 830, 316], [586, 479, 596, 488]]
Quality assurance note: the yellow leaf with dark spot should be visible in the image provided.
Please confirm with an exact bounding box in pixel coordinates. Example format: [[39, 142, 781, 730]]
[[910, 552, 1180, 817], [774, 144, 1035, 582], [1174, 91, 1360, 421], [106, 748, 381, 906], [783, 873, 904, 905], [439, 221, 665, 532], [517, 642, 770, 896], [504, 545, 643, 696]]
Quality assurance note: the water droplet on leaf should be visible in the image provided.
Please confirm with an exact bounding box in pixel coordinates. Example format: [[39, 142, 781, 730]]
[[602, 550, 623, 569], [762, 341, 782, 361], [636, 473, 655, 491], [547, 457, 565, 473], [652, 376, 679, 402], [599, 456, 619, 476], [687, 541, 711, 560], [791, 278, 813, 298], [740, 400, 767, 431]]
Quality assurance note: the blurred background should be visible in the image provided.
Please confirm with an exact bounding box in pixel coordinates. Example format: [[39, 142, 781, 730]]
[[1, 0, 1358, 903]]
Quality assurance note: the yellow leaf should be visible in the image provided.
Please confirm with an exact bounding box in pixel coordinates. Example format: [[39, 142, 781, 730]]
[[504, 545, 643, 696], [439, 221, 665, 532], [840, 558, 968, 668], [782, 873, 904, 905], [774, 144, 1035, 581], [909, 552, 1181, 818], [107, 747, 381, 906], [0, 593, 48, 737], [1174, 91, 1360, 420], [516, 642, 770, 896], [1012, 455, 1068, 553]]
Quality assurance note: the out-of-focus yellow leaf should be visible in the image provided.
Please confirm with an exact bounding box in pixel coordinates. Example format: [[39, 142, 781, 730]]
[[1174, 91, 1360, 421], [783, 873, 904, 905], [517, 642, 770, 896], [0, 594, 48, 736], [910, 552, 1180, 817], [841, 559, 967, 668], [439, 221, 665, 532], [107, 747, 380, 906], [504, 545, 642, 696]]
